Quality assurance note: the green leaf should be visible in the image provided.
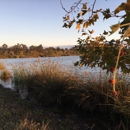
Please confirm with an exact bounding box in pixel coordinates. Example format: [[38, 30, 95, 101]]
[[86, 36, 91, 40], [105, 8, 110, 13], [89, 19, 95, 25], [114, 3, 125, 14], [103, 30, 108, 35], [103, 14, 111, 20], [68, 18, 75, 28], [88, 30, 94, 34], [82, 10, 87, 15], [82, 33, 88, 36], [124, 3, 130, 12], [93, 13, 99, 21], [110, 22, 120, 35], [102, 9, 111, 20], [63, 15, 70, 21], [66, 15, 70, 21], [62, 23, 68, 28], [82, 3, 87, 10], [77, 19, 84, 24], [76, 23, 80, 30], [77, 13, 80, 18], [83, 21, 90, 28]]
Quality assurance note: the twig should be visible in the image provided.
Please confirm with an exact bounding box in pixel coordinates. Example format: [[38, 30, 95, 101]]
[[90, 0, 97, 17], [60, 0, 82, 14]]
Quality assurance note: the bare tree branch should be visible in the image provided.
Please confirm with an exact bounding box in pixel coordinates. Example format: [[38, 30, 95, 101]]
[[90, 0, 97, 17], [60, 0, 82, 14]]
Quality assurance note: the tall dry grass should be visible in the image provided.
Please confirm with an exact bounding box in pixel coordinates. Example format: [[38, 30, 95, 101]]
[[0, 62, 6, 70], [11, 62, 31, 91], [11, 59, 130, 129], [11, 59, 79, 105], [15, 118, 50, 130], [0, 62, 11, 80]]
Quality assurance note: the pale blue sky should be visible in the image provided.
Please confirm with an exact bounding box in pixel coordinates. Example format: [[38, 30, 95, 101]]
[[0, 0, 126, 47]]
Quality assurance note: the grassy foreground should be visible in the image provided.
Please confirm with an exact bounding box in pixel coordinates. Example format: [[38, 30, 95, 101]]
[[0, 84, 106, 130], [0, 59, 130, 130]]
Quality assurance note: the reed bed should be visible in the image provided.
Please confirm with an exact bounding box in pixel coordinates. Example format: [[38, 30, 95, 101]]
[[10, 59, 130, 129]]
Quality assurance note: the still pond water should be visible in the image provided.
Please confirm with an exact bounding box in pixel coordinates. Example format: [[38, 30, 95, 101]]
[[0, 56, 101, 89]]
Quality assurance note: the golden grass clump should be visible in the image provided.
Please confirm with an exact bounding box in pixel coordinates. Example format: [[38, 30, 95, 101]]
[[11, 59, 80, 105], [0, 62, 11, 80], [27, 59, 79, 106], [0, 62, 6, 70], [15, 118, 50, 130]]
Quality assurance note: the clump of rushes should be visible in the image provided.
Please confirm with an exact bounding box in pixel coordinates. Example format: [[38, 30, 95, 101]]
[[0, 62, 6, 70], [66, 71, 116, 112], [11, 62, 31, 91], [0, 69, 11, 80], [15, 118, 50, 130], [28, 60, 78, 106], [0, 62, 11, 80], [11, 59, 78, 105]]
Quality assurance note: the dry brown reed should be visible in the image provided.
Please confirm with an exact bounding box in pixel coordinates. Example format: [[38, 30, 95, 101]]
[[15, 118, 50, 130], [0, 62, 6, 70], [0, 62, 11, 80]]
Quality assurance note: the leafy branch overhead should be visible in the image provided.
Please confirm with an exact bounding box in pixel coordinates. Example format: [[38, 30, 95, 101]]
[[61, 0, 130, 74], [61, 0, 130, 38], [62, 0, 100, 34]]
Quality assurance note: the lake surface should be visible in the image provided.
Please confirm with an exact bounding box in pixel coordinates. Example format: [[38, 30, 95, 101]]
[[0, 56, 101, 73], [0, 56, 102, 89]]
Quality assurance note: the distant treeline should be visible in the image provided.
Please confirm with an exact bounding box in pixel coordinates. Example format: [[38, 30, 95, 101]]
[[0, 43, 79, 58]]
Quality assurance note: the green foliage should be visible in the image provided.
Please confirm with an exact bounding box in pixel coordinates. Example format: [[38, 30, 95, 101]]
[[110, 22, 121, 35], [75, 38, 130, 73], [62, 0, 130, 74]]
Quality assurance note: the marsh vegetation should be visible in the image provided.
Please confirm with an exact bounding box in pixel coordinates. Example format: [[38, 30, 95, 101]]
[[0, 60, 130, 130]]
